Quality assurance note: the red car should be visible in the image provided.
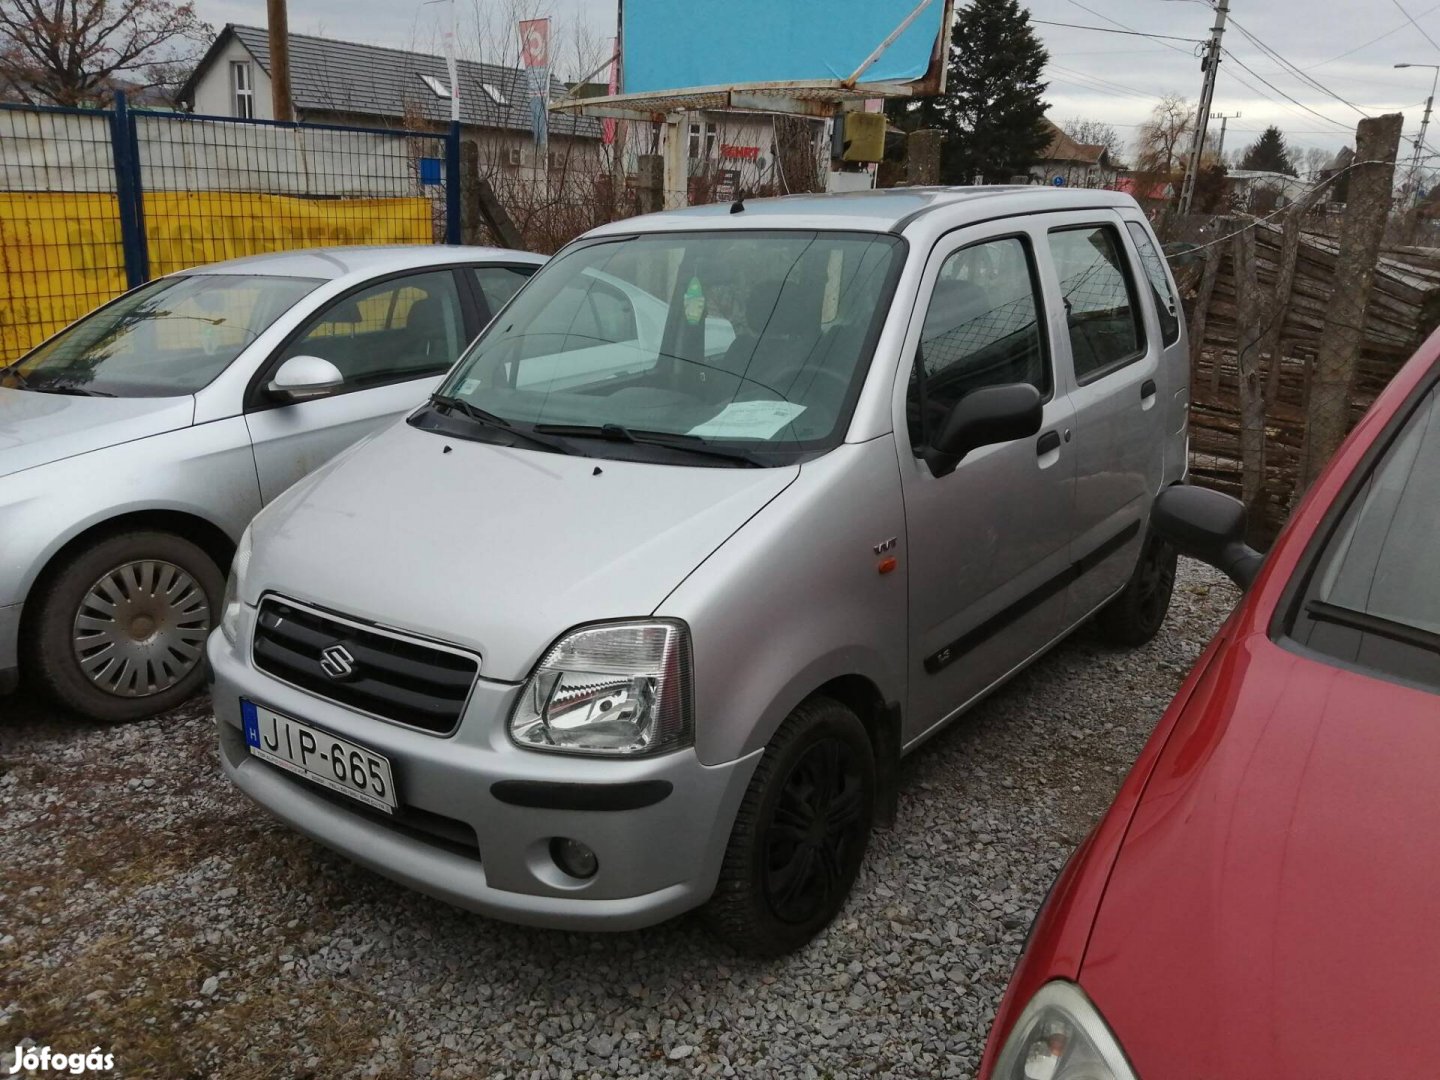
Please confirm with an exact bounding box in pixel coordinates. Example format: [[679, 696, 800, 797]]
[[980, 336, 1440, 1080]]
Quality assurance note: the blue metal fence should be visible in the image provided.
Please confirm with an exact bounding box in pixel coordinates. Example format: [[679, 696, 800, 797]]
[[0, 96, 462, 355]]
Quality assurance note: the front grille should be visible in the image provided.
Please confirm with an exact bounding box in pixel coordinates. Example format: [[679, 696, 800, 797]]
[[252, 597, 478, 734]]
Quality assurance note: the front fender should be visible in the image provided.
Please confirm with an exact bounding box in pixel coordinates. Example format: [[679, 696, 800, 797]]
[[0, 419, 260, 607], [655, 438, 908, 766]]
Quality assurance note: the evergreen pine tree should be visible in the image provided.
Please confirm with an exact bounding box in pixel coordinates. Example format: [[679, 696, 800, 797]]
[[1240, 126, 1298, 176], [887, 0, 1051, 183]]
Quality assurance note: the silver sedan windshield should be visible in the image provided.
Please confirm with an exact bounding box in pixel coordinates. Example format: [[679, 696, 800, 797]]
[[4, 274, 321, 398], [438, 230, 903, 451]]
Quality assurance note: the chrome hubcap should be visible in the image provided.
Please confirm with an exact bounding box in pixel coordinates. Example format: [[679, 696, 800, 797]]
[[71, 560, 211, 698]]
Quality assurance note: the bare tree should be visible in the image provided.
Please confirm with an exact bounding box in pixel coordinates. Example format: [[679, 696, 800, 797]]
[[1301, 145, 1330, 181], [1132, 94, 1194, 178], [0, 0, 209, 105], [1061, 116, 1126, 166]]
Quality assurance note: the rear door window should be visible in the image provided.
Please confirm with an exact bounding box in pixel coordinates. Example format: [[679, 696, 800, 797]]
[[470, 265, 537, 320], [1047, 225, 1145, 382], [1125, 222, 1181, 346]]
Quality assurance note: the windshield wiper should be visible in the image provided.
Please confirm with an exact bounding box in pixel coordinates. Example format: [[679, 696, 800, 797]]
[[35, 384, 116, 397], [1306, 599, 1440, 655], [533, 423, 763, 467], [428, 393, 585, 456]]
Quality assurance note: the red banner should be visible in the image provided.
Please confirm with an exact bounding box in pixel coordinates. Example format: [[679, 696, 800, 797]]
[[519, 19, 549, 69], [603, 37, 619, 145]]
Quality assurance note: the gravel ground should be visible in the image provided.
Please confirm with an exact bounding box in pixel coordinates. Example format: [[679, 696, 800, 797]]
[[1, 559, 1236, 1080]]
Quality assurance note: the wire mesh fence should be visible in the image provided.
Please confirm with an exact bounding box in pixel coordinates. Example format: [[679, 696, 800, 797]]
[[0, 104, 127, 359], [133, 112, 457, 277], [0, 100, 460, 361]]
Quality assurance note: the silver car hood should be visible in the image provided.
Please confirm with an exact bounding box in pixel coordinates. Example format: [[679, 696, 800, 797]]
[[0, 388, 195, 478], [248, 420, 800, 682]]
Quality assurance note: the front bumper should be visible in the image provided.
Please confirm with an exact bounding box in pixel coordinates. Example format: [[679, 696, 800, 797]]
[[207, 625, 761, 931], [0, 602, 20, 695]]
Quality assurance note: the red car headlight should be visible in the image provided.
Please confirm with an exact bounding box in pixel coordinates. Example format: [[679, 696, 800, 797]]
[[991, 981, 1137, 1080]]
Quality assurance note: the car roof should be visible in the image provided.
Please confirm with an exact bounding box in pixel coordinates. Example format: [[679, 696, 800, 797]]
[[582, 186, 1139, 239], [182, 245, 546, 280]]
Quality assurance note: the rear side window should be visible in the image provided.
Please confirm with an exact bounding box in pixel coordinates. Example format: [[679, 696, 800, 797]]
[[1047, 225, 1144, 382], [1288, 382, 1440, 691], [470, 265, 536, 319], [906, 235, 1049, 450], [1126, 222, 1181, 346]]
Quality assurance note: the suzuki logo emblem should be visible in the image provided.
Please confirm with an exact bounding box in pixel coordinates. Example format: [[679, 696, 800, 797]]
[[319, 644, 356, 679]]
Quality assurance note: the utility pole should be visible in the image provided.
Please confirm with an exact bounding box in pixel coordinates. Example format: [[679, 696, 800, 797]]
[[445, 0, 460, 125], [1178, 0, 1230, 215], [1395, 63, 1439, 207], [267, 0, 294, 122], [1212, 110, 1241, 164]]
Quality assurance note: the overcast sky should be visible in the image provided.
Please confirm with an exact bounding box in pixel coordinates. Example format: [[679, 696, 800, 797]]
[[193, 0, 1440, 160]]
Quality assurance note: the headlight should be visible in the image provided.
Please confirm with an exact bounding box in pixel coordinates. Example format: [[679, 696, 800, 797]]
[[220, 526, 253, 647], [991, 982, 1137, 1080], [510, 620, 693, 756]]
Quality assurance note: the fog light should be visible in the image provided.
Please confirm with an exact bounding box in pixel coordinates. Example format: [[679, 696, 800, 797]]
[[550, 837, 598, 879]]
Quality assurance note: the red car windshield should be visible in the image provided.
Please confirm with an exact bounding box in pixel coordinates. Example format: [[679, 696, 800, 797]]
[[1288, 380, 1440, 690]]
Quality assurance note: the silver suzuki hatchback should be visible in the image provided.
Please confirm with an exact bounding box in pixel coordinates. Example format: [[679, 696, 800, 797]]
[[210, 188, 1190, 955]]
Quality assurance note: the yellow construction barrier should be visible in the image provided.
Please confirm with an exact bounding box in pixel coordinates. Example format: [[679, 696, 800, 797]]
[[1, 191, 437, 359]]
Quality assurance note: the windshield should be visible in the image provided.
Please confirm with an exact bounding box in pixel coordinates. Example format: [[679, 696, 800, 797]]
[[1289, 380, 1440, 690], [434, 230, 904, 461], [1315, 383, 1440, 635], [2, 274, 321, 397]]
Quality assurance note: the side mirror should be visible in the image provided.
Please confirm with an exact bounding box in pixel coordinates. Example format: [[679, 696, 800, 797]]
[[265, 355, 344, 403], [1151, 485, 1265, 590], [924, 383, 1043, 478]]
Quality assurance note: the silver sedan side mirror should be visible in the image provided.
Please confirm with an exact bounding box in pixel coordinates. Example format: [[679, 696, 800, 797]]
[[265, 355, 344, 403]]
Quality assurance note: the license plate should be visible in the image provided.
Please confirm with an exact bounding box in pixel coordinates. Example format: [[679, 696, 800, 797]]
[[241, 700, 397, 813]]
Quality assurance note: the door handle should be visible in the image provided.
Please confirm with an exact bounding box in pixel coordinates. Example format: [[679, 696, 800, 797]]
[[1036, 430, 1061, 456], [1140, 378, 1157, 399]]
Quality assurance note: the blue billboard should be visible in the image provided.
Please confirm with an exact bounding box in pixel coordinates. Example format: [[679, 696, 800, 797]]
[[621, 0, 948, 95]]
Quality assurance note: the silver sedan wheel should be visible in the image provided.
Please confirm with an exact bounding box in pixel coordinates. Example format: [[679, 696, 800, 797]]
[[70, 560, 212, 698]]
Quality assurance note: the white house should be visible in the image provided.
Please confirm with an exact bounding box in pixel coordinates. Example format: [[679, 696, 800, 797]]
[[1028, 120, 1118, 189], [179, 25, 602, 178]]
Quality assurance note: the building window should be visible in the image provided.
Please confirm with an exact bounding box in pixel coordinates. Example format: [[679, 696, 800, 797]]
[[688, 122, 717, 159], [419, 73, 452, 100], [481, 83, 507, 105], [231, 61, 254, 118]]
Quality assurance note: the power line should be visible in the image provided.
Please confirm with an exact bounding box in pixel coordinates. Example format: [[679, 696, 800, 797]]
[[1222, 48, 1356, 131], [1046, 75, 1155, 103], [1390, 0, 1440, 53], [1305, 2, 1440, 69], [1031, 19, 1204, 44], [1048, 63, 1162, 101], [1221, 62, 1359, 136], [1226, 17, 1372, 117], [1064, 0, 1197, 55]]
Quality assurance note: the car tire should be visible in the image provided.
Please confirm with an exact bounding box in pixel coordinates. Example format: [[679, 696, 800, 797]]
[[31, 532, 224, 723], [703, 696, 875, 957], [1095, 530, 1177, 647]]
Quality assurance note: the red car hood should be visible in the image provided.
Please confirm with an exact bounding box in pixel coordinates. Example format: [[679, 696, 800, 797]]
[[1081, 631, 1440, 1078]]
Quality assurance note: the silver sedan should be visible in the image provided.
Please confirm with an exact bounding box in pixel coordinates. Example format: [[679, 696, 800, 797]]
[[0, 245, 544, 721]]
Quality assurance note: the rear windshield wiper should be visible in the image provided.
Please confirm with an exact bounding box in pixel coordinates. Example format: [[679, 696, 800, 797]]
[[534, 423, 763, 467], [427, 393, 585, 457]]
